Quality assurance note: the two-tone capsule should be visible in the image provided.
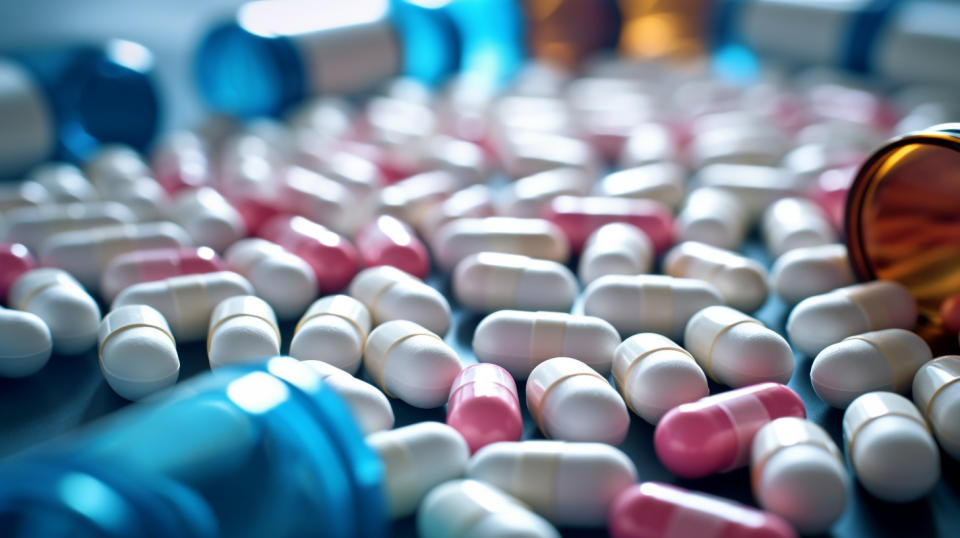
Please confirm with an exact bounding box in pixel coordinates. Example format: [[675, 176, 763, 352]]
[[446, 363, 523, 453], [98, 305, 179, 400], [431, 217, 570, 271], [418, 480, 559, 538], [769, 244, 856, 306], [224, 238, 317, 319], [913, 356, 960, 460], [664, 241, 768, 313], [291, 295, 371, 374], [258, 215, 360, 293], [577, 223, 654, 286], [0, 306, 52, 378], [10, 268, 101, 355], [349, 266, 451, 336], [453, 252, 577, 313], [207, 296, 281, 369], [100, 246, 225, 302]]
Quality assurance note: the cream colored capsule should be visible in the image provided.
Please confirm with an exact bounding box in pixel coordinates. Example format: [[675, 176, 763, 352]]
[[913, 356, 960, 460], [172, 187, 246, 252], [302, 360, 394, 434], [499, 167, 590, 218], [762, 197, 836, 258], [97, 305, 179, 400], [10, 268, 101, 355], [29, 163, 98, 202], [453, 252, 577, 313], [349, 266, 451, 336], [595, 163, 685, 209], [675, 187, 749, 251], [786, 280, 917, 357], [770, 244, 856, 306], [363, 320, 463, 408], [751, 417, 848, 534], [694, 164, 801, 220], [472, 310, 620, 379], [468, 441, 637, 527], [578, 223, 653, 286], [811, 328, 931, 408], [0, 306, 52, 377], [526, 357, 630, 444], [664, 241, 768, 313], [112, 271, 254, 342], [582, 274, 724, 341], [418, 479, 559, 538], [843, 392, 940, 503], [431, 217, 570, 271], [685, 306, 794, 387], [3, 201, 135, 251], [613, 333, 709, 423], [224, 238, 317, 319], [207, 295, 280, 369], [290, 295, 371, 374]]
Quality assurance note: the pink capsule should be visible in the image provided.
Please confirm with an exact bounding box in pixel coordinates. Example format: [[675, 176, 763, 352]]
[[355, 215, 430, 280], [229, 193, 286, 235], [654, 383, 805, 479], [609, 482, 796, 538], [258, 215, 360, 293], [0, 243, 36, 304], [151, 131, 210, 194], [541, 196, 674, 254], [446, 363, 523, 454], [100, 247, 226, 301]]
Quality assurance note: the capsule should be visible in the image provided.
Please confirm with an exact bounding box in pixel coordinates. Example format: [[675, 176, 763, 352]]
[[609, 482, 797, 538], [0, 181, 49, 212], [349, 266, 451, 336], [769, 244, 856, 306], [763, 198, 836, 258], [694, 164, 801, 220], [0, 242, 35, 304], [690, 123, 789, 169], [473, 310, 620, 379], [10, 268, 101, 355], [613, 333, 708, 424], [100, 246, 225, 302], [258, 215, 360, 293], [171, 187, 246, 252], [367, 422, 470, 518], [811, 328, 931, 408], [665, 241, 769, 313], [675, 187, 749, 251], [418, 479, 559, 538], [379, 170, 464, 230], [751, 418, 847, 534], [446, 363, 523, 453], [542, 195, 674, 254], [431, 217, 570, 271], [363, 320, 463, 408], [207, 296, 280, 369], [224, 238, 317, 319], [583, 275, 724, 340], [84, 145, 151, 191], [39, 222, 192, 291], [302, 359, 394, 434], [468, 441, 637, 527], [277, 166, 354, 234], [150, 131, 210, 194], [843, 392, 940, 502], [498, 168, 591, 218], [786, 280, 917, 357], [3, 201, 136, 251], [28, 163, 98, 202], [578, 223, 654, 287], [654, 383, 806, 478], [685, 306, 795, 387], [500, 132, 599, 181], [527, 357, 630, 444], [355, 215, 430, 280], [112, 271, 254, 342], [0, 306, 52, 377], [418, 184, 495, 240], [596, 163, 685, 209], [290, 295, 370, 374], [453, 252, 577, 313], [97, 305, 179, 400], [913, 356, 960, 460]]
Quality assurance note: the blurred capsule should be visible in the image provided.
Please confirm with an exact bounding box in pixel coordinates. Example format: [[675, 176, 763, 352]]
[[763, 197, 836, 259], [277, 166, 355, 234], [695, 164, 803, 220], [0, 181, 50, 212], [542, 195, 674, 254], [3, 201, 136, 252], [595, 163, 685, 209], [151, 131, 210, 194], [432, 217, 570, 272], [500, 132, 599, 180], [418, 480, 559, 538], [355, 215, 430, 280], [0, 243, 35, 305], [29, 163, 98, 202], [675, 187, 749, 250], [379, 170, 465, 231], [418, 184, 495, 240], [172, 187, 246, 252], [101, 246, 225, 302], [498, 167, 591, 218], [258, 215, 360, 293], [618, 122, 677, 169]]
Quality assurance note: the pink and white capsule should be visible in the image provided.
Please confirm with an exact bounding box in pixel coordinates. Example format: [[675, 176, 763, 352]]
[[207, 295, 280, 369], [446, 363, 523, 453], [100, 247, 225, 302], [10, 268, 101, 355], [453, 252, 577, 313], [98, 305, 179, 400], [664, 242, 768, 313], [578, 223, 654, 286], [290, 295, 371, 374], [349, 266, 451, 336], [224, 238, 317, 320]]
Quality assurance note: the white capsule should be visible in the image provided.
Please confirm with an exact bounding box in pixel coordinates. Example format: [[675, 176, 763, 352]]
[[418, 479, 559, 538], [207, 295, 280, 369], [29, 163, 98, 203], [578, 223, 654, 286], [85, 145, 150, 190], [302, 359, 393, 434], [689, 124, 789, 168], [0, 181, 50, 212], [432, 217, 570, 272], [380, 170, 465, 230], [500, 132, 599, 180], [291, 295, 371, 374], [280, 166, 355, 234], [104, 176, 169, 221], [0, 306, 52, 377], [364, 320, 463, 408], [675, 187, 749, 251], [664, 241, 768, 313], [787, 280, 917, 357], [770, 244, 856, 306], [39, 222, 192, 291], [526, 357, 629, 444], [751, 417, 848, 534], [913, 356, 960, 460], [613, 333, 709, 424], [3, 201, 136, 252], [595, 163, 685, 209], [10, 268, 100, 355], [171, 187, 246, 252], [424, 136, 491, 187], [473, 310, 620, 379], [618, 122, 677, 168], [453, 252, 577, 313], [763, 197, 836, 258], [685, 306, 795, 387], [97, 305, 179, 400], [349, 266, 450, 336], [224, 238, 317, 319], [498, 168, 590, 218], [811, 328, 931, 408], [112, 271, 254, 342], [843, 392, 940, 503], [468, 440, 637, 526], [694, 164, 802, 220], [583, 274, 724, 341], [418, 184, 495, 241]]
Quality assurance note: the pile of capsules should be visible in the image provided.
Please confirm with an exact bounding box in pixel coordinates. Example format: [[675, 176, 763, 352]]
[[1, 57, 959, 538]]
